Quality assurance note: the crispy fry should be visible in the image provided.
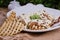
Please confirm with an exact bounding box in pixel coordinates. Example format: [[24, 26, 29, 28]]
[[0, 11, 25, 36], [0, 19, 10, 36], [3, 21, 13, 36], [10, 18, 20, 36], [7, 19, 16, 36]]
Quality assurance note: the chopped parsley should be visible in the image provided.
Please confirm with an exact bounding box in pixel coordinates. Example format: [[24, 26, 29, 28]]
[[30, 14, 40, 20]]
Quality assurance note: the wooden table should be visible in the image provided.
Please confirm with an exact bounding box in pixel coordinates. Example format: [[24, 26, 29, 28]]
[[0, 8, 60, 40], [0, 8, 8, 13]]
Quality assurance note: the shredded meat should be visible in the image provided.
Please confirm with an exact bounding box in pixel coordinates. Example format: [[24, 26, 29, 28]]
[[28, 22, 38, 27], [28, 22, 43, 30], [50, 16, 60, 26]]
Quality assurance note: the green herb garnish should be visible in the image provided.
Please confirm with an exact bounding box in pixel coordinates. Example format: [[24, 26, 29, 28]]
[[30, 14, 40, 20]]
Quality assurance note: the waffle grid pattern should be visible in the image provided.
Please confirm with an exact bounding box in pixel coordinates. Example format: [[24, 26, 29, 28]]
[[0, 12, 24, 36]]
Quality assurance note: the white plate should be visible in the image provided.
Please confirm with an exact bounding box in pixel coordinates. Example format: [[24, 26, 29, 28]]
[[7, 4, 60, 32]]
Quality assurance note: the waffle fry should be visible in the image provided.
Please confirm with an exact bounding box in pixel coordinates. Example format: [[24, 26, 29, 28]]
[[3, 20, 13, 36], [6, 19, 16, 36], [0, 11, 25, 36]]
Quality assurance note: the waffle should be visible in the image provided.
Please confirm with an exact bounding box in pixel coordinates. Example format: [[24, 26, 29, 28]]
[[0, 12, 25, 36]]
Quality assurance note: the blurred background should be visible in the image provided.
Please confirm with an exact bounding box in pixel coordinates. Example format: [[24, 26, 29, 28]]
[[0, 0, 60, 10]]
